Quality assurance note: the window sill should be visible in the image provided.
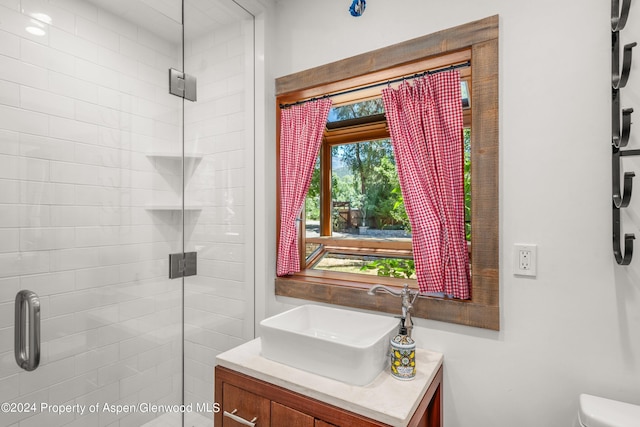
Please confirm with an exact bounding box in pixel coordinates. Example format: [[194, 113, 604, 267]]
[[275, 271, 499, 330]]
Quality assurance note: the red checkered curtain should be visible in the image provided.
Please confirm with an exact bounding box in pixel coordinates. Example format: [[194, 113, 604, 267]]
[[382, 71, 470, 299], [277, 99, 332, 276]]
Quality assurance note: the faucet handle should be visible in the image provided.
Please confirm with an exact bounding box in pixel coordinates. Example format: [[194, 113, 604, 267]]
[[400, 284, 420, 303]]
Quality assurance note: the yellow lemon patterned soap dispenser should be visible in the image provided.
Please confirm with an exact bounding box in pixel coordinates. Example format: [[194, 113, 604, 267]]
[[390, 319, 416, 380]]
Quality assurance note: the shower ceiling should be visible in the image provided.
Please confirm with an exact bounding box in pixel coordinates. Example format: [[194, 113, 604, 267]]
[[85, 0, 246, 42]]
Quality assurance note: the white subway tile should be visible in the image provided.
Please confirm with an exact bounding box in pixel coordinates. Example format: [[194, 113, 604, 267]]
[[75, 58, 119, 89], [20, 86, 75, 119], [0, 302, 12, 329], [20, 182, 74, 205], [0, 326, 11, 354], [75, 266, 120, 289], [0, 251, 49, 278], [0, 0, 19, 11], [20, 133, 75, 162], [49, 289, 101, 317], [21, 39, 75, 75], [0, 55, 48, 89], [137, 24, 178, 56], [50, 247, 101, 272], [19, 156, 50, 181], [51, 162, 99, 185], [0, 129, 18, 155], [97, 9, 137, 40], [138, 376, 173, 405], [0, 79, 19, 108], [137, 60, 169, 87], [0, 277, 20, 304], [74, 305, 118, 330], [74, 344, 118, 376], [98, 87, 132, 113], [75, 100, 120, 129], [119, 36, 156, 66], [0, 389, 47, 425], [119, 366, 157, 399], [119, 296, 155, 322], [0, 204, 19, 228], [41, 313, 76, 340], [119, 259, 165, 283], [20, 271, 75, 297], [75, 226, 116, 247], [50, 27, 98, 62], [19, 356, 75, 395], [0, 155, 49, 182], [119, 73, 157, 102], [0, 105, 48, 136], [118, 333, 158, 361], [48, 330, 98, 363], [0, 229, 18, 253], [21, 0, 76, 33], [0, 374, 18, 402], [98, 46, 138, 76], [50, 206, 99, 227], [100, 206, 133, 227], [49, 371, 99, 405], [49, 0, 97, 22], [0, 5, 50, 44], [74, 185, 105, 206], [97, 355, 138, 387], [49, 71, 99, 104], [227, 111, 246, 133], [19, 204, 52, 227], [20, 227, 75, 251], [50, 116, 98, 145], [75, 16, 119, 51]]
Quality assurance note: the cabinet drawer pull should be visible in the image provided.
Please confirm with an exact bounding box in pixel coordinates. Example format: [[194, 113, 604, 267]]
[[223, 409, 257, 426]]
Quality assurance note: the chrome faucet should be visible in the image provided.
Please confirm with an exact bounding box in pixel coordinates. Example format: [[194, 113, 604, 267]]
[[367, 284, 419, 337]]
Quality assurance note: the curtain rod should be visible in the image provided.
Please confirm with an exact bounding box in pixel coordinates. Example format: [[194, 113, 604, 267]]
[[279, 60, 471, 109]]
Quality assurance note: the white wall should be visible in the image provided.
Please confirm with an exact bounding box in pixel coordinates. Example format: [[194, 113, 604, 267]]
[[260, 1, 640, 426]]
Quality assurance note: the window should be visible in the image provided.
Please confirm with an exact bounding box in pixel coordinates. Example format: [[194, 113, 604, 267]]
[[275, 16, 499, 330]]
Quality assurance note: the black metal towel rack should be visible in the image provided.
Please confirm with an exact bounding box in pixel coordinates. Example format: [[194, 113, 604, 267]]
[[612, 0, 637, 265]]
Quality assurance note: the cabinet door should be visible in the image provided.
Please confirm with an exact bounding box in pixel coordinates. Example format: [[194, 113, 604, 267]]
[[271, 401, 314, 427], [222, 383, 270, 427]]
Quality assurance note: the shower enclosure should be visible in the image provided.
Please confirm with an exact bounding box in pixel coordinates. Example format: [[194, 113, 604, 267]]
[[0, 0, 255, 425]]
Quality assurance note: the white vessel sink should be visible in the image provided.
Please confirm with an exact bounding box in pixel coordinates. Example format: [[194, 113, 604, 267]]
[[260, 304, 399, 386]]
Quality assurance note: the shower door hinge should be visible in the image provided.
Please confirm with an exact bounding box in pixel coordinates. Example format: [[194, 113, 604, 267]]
[[169, 68, 197, 102], [169, 252, 197, 279]]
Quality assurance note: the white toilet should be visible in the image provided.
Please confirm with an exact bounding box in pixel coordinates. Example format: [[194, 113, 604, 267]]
[[578, 394, 640, 427]]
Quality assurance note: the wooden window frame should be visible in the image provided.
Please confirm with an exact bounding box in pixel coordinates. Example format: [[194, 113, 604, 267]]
[[275, 16, 499, 330]]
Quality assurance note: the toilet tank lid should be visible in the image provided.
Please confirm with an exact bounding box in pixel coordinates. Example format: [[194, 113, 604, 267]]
[[579, 394, 640, 427]]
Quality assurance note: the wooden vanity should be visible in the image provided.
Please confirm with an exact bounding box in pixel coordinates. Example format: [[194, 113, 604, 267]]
[[214, 339, 443, 426]]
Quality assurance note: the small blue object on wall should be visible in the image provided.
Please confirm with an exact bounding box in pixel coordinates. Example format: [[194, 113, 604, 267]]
[[349, 0, 366, 16]]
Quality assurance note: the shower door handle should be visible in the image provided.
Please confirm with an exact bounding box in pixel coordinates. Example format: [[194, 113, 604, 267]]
[[14, 290, 40, 372]]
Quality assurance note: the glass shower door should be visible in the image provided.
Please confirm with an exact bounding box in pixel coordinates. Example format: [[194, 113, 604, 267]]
[[0, 1, 185, 426], [182, 1, 255, 424]]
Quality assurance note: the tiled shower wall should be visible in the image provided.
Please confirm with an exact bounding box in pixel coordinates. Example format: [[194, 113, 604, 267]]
[[183, 12, 254, 414], [0, 1, 185, 426]]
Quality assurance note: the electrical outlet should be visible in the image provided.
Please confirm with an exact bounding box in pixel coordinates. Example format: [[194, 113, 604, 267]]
[[514, 244, 537, 277]]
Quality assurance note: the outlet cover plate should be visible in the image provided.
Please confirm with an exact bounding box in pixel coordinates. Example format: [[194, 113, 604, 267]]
[[514, 244, 537, 277]]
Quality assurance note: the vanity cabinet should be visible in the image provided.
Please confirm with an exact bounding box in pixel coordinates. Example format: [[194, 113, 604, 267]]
[[214, 365, 442, 427]]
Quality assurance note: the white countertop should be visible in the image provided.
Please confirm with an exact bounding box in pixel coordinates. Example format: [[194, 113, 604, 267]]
[[215, 338, 444, 426]]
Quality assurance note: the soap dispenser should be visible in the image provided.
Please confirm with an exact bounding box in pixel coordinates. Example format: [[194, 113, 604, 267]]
[[390, 318, 416, 380]]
